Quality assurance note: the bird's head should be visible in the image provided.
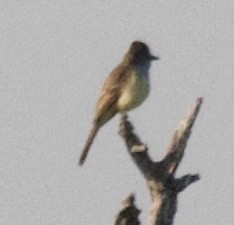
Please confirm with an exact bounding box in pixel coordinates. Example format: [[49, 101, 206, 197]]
[[126, 41, 159, 65]]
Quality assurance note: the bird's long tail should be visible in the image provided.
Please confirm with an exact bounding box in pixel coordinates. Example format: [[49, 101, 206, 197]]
[[79, 125, 99, 166]]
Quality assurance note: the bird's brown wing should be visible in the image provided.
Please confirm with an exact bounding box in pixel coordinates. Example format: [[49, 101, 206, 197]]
[[94, 64, 130, 127]]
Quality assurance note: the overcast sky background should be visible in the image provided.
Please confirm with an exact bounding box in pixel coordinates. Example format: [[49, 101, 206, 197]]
[[0, 1, 233, 225]]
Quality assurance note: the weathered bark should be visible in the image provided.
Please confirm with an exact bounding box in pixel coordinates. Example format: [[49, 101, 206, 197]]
[[116, 97, 203, 225]]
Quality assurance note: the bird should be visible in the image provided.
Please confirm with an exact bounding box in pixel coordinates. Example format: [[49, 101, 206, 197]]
[[79, 41, 159, 166]]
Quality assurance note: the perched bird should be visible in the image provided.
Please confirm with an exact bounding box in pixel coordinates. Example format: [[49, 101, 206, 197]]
[[79, 41, 159, 166]]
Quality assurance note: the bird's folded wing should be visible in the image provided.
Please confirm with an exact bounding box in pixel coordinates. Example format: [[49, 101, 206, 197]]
[[94, 65, 129, 126]]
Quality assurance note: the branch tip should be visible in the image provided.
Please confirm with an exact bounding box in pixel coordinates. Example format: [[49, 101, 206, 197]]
[[122, 193, 135, 207]]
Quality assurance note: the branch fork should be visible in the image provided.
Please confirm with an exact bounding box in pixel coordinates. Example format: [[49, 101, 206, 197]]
[[116, 98, 203, 225]]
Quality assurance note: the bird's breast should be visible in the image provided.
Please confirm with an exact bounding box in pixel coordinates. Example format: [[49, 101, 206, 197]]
[[117, 70, 149, 112]]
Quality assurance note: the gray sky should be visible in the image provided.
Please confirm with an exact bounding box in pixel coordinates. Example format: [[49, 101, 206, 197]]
[[0, 1, 233, 224]]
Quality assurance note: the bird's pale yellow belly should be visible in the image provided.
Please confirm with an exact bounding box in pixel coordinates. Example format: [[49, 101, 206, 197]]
[[117, 71, 149, 112]]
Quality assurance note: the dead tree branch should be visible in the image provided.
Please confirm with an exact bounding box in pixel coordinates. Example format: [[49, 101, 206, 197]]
[[115, 194, 141, 225], [117, 97, 203, 225]]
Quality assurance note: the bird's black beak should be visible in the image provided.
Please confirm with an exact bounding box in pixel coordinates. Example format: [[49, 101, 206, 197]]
[[149, 55, 160, 61]]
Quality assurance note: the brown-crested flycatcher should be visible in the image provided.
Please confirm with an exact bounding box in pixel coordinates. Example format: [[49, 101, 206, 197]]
[[79, 41, 159, 166]]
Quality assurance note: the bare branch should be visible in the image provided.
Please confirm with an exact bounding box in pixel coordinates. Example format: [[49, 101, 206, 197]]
[[119, 114, 155, 180], [175, 174, 200, 193], [118, 98, 203, 225], [163, 97, 203, 175], [115, 194, 141, 225]]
